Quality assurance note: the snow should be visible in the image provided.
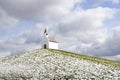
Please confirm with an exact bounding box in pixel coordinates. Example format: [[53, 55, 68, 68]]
[[0, 49, 120, 80]]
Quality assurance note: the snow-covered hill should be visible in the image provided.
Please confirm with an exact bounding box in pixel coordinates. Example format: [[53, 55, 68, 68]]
[[0, 49, 120, 80]]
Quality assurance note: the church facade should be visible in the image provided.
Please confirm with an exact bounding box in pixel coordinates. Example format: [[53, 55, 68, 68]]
[[41, 29, 58, 49]]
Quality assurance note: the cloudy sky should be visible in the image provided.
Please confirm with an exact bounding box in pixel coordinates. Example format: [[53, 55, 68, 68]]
[[0, 0, 120, 61]]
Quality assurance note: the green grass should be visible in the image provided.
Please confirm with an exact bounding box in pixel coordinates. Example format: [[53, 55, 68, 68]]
[[49, 49, 120, 67]]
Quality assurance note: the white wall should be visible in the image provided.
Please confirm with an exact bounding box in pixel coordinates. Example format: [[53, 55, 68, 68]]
[[41, 38, 49, 49], [49, 42, 58, 49]]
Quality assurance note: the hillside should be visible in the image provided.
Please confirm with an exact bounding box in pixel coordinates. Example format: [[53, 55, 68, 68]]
[[0, 49, 120, 80]]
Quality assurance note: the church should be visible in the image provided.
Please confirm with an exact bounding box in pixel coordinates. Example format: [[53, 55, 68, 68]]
[[41, 29, 58, 49]]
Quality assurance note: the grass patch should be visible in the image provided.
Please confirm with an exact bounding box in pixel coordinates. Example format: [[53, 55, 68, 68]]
[[49, 49, 120, 67]]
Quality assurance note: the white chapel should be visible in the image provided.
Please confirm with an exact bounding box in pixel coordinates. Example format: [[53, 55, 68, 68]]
[[41, 29, 58, 49]]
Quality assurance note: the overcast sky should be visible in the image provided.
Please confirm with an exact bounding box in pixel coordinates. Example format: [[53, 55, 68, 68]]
[[0, 0, 120, 61]]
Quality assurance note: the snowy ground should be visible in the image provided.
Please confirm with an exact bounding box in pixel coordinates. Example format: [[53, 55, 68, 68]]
[[0, 49, 120, 80]]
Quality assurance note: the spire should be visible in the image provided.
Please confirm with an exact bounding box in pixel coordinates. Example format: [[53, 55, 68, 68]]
[[44, 28, 47, 33], [44, 28, 48, 35]]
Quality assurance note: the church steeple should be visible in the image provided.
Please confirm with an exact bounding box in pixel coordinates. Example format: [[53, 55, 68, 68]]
[[42, 28, 58, 49], [44, 28, 48, 35]]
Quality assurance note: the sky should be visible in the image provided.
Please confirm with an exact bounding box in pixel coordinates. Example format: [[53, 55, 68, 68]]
[[0, 0, 120, 61]]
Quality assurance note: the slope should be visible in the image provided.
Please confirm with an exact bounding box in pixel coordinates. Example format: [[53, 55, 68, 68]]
[[0, 49, 120, 80]]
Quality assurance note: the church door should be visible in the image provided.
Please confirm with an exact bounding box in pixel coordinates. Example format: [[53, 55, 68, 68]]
[[44, 44, 47, 49]]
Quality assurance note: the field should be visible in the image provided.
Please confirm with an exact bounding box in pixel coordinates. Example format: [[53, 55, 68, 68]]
[[0, 49, 120, 80]]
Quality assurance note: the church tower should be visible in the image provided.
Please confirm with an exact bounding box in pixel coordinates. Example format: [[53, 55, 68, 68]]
[[42, 28, 58, 49]]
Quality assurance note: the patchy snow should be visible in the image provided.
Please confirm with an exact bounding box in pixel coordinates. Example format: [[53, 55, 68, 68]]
[[0, 49, 120, 80]]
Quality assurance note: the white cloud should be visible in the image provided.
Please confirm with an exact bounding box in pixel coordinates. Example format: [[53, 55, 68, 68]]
[[102, 55, 120, 61], [53, 6, 120, 61], [6, 6, 114, 58], [57, 7, 115, 44], [0, 36, 41, 57], [0, 23, 46, 57], [112, 0, 120, 4]]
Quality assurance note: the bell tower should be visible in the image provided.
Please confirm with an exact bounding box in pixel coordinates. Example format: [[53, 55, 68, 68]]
[[44, 28, 48, 38]]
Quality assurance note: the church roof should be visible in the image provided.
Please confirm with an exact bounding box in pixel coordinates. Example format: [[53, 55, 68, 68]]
[[48, 36, 58, 43], [44, 28, 58, 43]]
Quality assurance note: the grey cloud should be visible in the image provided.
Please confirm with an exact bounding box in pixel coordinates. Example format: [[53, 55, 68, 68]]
[[0, 39, 23, 57], [0, 8, 18, 37], [22, 25, 45, 44], [53, 7, 119, 61], [0, 24, 45, 57], [0, 0, 82, 20], [90, 28, 120, 57], [0, 37, 41, 57], [60, 27, 120, 61], [0, 0, 119, 62], [0, 8, 18, 27], [105, 55, 120, 61]]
